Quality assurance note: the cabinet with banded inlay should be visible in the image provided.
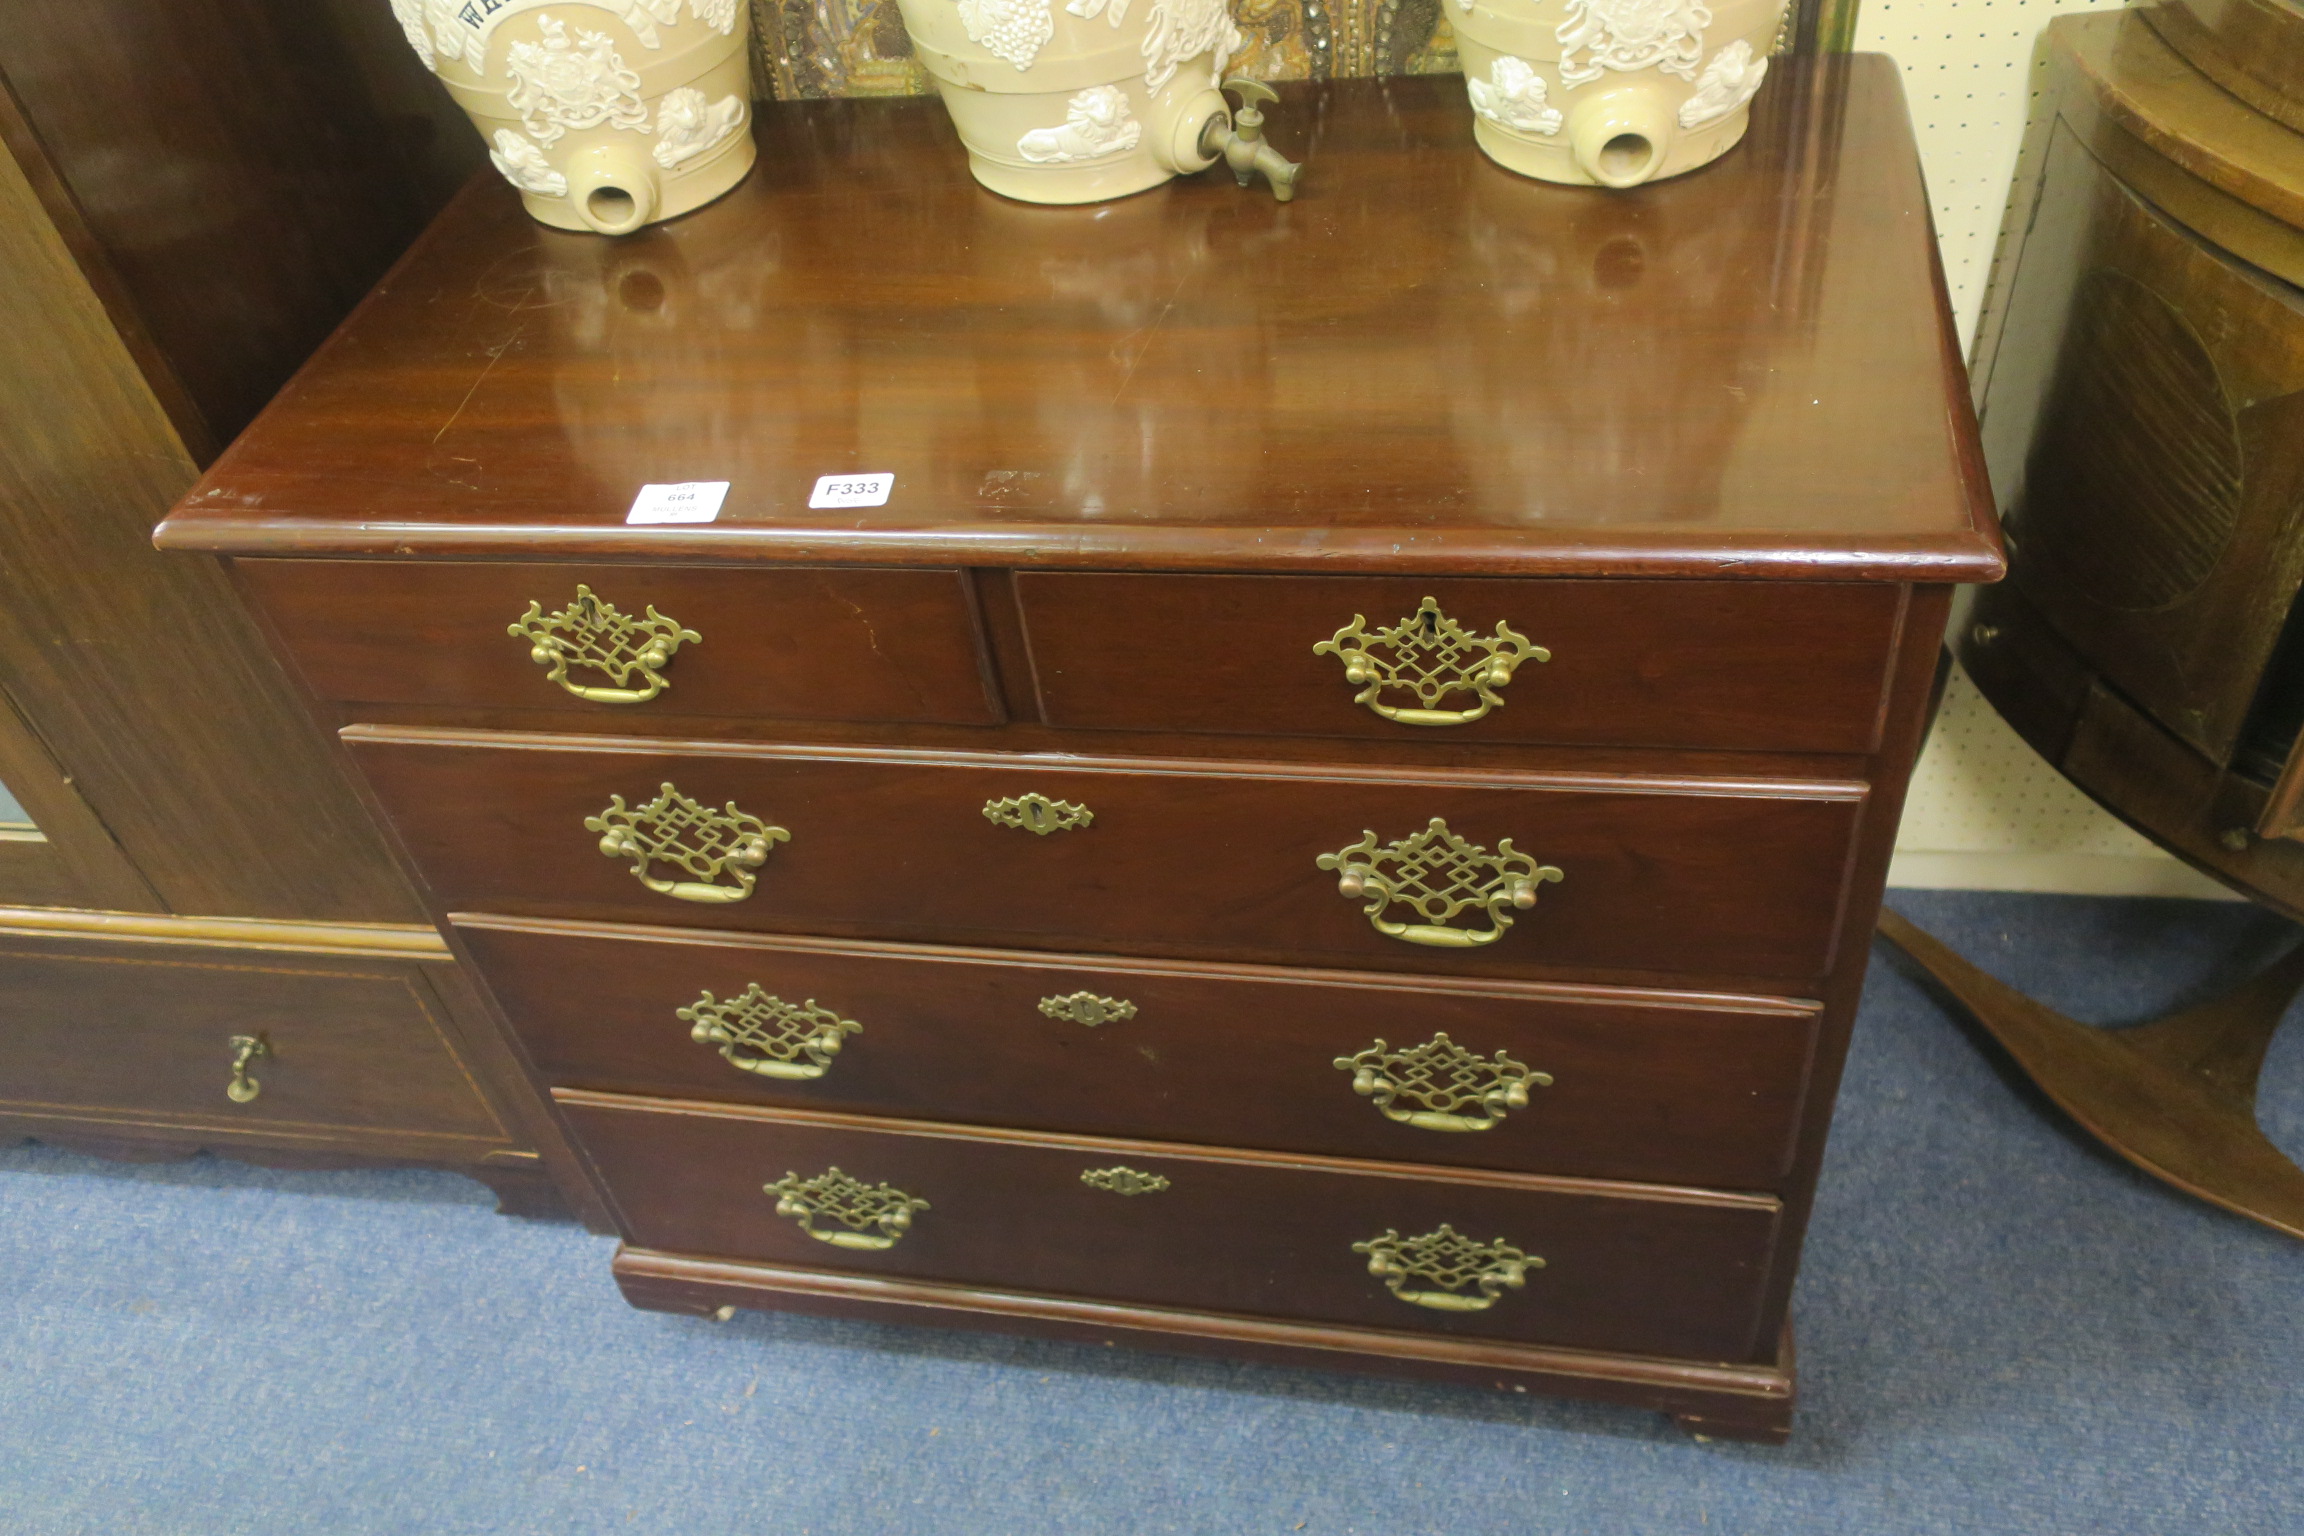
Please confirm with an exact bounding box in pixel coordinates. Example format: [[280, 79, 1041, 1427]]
[[159, 64, 2000, 1443]]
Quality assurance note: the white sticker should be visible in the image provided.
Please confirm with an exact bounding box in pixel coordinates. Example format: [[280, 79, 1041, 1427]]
[[626, 481, 729, 525], [810, 472, 895, 509]]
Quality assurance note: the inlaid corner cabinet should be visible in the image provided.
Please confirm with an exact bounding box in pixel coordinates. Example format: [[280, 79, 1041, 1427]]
[[159, 63, 2000, 1441]]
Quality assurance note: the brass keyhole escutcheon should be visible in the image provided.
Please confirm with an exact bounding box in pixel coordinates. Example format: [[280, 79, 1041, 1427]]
[[226, 1033, 270, 1104], [1038, 992, 1137, 1027], [984, 793, 1093, 835]]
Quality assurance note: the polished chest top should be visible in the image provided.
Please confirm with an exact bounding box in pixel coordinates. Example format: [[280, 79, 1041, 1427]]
[[161, 64, 1998, 1444]]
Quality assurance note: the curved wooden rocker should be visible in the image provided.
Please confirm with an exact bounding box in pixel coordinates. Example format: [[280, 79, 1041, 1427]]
[[1878, 908, 2304, 1241]]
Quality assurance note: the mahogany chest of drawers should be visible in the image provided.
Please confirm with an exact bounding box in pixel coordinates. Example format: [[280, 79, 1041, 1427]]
[[159, 63, 1999, 1442]]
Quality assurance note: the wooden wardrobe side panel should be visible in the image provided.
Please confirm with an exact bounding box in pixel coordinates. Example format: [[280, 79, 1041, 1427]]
[[0, 121, 426, 925]]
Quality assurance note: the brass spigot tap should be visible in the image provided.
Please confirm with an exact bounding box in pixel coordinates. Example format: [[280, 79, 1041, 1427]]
[[1208, 79, 1302, 202]]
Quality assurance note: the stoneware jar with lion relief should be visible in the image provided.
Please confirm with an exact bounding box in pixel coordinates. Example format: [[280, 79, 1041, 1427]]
[[389, 0, 756, 234], [892, 0, 1295, 203], [1451, 0, 1785, 187]]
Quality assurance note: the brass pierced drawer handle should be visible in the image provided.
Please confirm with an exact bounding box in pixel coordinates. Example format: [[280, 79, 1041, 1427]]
[[765, 1167, 929, 1251], [1353, 1224, 1543, 1312], [984, 792, 1093, 835], [226, 1033, 269, 1104], [1038, 992, 1136, 1027], [1317, 817, 1562, 948], [681, 984, 860, 1080], [1081, 1166, 1169, 1195], [1334, 1032, 1552, 1132], [1312, 596, 1549, 727], [509, 585, 700, 704], [585, 781, 789, 904]]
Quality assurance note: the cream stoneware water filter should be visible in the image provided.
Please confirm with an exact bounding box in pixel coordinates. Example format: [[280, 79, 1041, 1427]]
[[892, 0, 1299, 203], [389, 0, 757, 234], [1451, 0, 1786, 187]]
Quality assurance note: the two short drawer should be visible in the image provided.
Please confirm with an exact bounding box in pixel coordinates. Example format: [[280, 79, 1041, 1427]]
[[356, 732, 1865, 984], [559, 1092, 1782, 1363], [248, 560, 1902, 754], [460, 918, 1819, 1189]]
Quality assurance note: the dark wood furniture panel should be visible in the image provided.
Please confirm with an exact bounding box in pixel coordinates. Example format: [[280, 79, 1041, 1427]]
[[0, 0, 469, 458], [354, 732, 1866, 984], [1016, 573, 1904, 754], [0, 14, 600, 1224], [153, 76, 2000, 587], [0, 935, 504, 1143], [611, 1246, 1799, 1440], [558, 1092, 1782, 1363], [242, 561, 1001, 726], [459, 917, 1821, 1188], [1979, 115, 2304, 767]]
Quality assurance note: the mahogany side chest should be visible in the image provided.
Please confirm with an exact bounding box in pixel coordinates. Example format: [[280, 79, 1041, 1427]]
[[158, 62, 2000, 1442]]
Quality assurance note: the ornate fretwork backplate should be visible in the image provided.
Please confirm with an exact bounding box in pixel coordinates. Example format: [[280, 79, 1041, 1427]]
[[1037, 992, 1137, 1027], [585, 781, 789, 903], [1312, 596, 1548, 726], [1333, 1032, 1553, 1132], [983, 792, 1094, 835], [679, 984, 860, 1080], [1317, 817, 1562, 948], [1080, 1165, 1170, 1195], [764, 1167, 930, 1250], [1352, 1223, 1543, 1311], [508, 585, 700, 704]]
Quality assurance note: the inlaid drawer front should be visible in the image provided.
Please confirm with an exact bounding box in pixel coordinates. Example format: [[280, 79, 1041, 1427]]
[[557, 1093, 1782, 1362], [237, 560, 999, 726], [355, 733, 1866, 984], [1015, 573, 1904, 754], [0, 939, 508, 1146], [459, 920, 1820, 1187]]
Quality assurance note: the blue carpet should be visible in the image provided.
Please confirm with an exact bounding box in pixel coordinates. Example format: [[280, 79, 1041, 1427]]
[[4, 891, 2301, 1535]]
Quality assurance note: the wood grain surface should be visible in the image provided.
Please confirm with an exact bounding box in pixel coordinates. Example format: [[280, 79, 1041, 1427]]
[[156, 65, 2002, 585], [460, 915, 1821, 1188], [352, 729, 1865, 986], [559, 1091, 1782, 1363], [242, 561, 1000, 725], [1016, 572, 1903, 754]]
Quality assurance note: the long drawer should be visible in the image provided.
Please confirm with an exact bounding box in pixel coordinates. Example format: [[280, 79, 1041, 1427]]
[[354, 732, 1866, 984], [240, 560, 1000, 726], [462, 918, 1819, 1187], [559, 1092, 1783, 1363], [1016, 573, 1904, 753]]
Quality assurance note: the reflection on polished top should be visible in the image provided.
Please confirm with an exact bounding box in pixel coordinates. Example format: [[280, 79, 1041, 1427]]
[[159, 64, 1999, 582]]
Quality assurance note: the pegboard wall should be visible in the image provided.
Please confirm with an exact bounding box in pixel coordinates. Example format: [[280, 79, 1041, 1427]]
[[1862, 0, 2232, 896]]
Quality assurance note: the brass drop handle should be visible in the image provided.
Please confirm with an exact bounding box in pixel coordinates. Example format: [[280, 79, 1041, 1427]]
[[1313, 596, 1549, 727], [1353, 1224, 1542, 1312], [1319, 818, 1562, 948], [586, 782, 789, 903], [1334, 1033, 1552, 1132], [681, 985, 860, 1080], [766, 1167, 929, 1251], [1207, 79, 1300, 202], [509, 586, 700, 704], [226, 1033, 269, 1104]]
